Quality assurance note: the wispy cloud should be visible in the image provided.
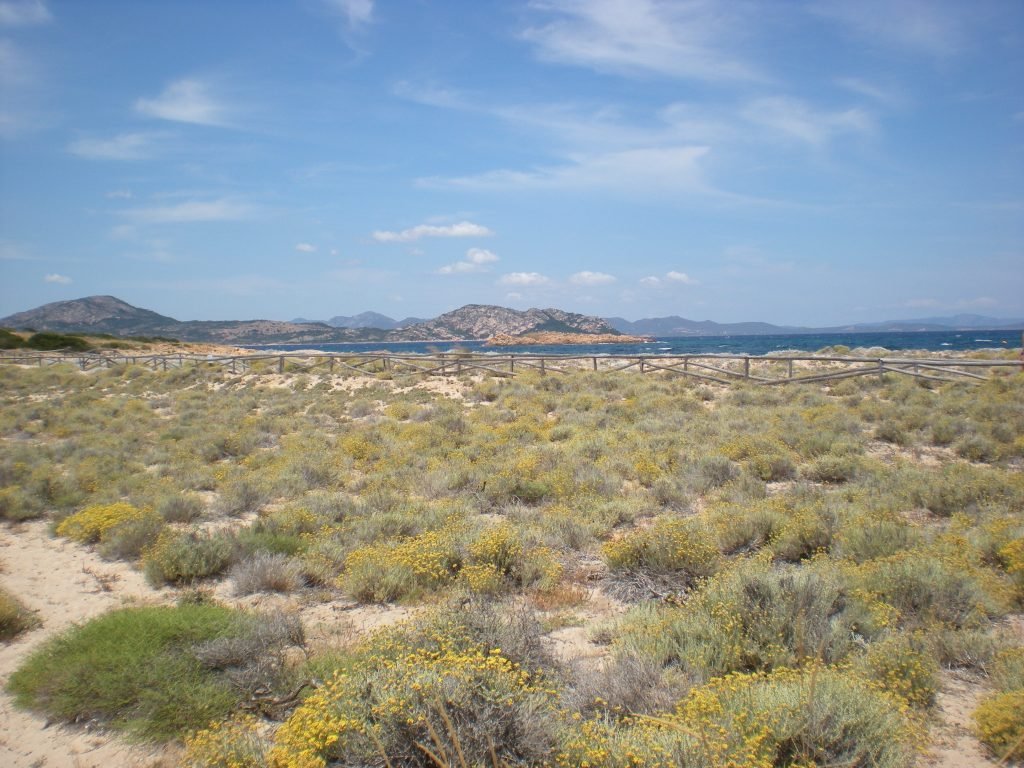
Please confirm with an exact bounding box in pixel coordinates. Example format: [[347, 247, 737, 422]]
[[812, 0, 969, 56], [0, 0, 51, 26], [835, 77, 904, 107], [523, 0, 761, 81], [570, 270, 616, 286], [324, 0, 373, 27], [68, 132, 163, 161], [499, 271, 550, 287], [295, 243, 317, 253], [135, 79, 230, 126], [121, 198, 253, 224], [424, 146, 711, 193], [372, 221, 493, 242], [741, 97, 873, 146], [438, 247, 499, 274], [43, 272, 70, 284]]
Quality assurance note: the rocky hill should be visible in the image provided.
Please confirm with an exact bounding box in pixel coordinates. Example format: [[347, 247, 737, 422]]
[[395, 305, 619, 341], [1, 297, 621, 344]]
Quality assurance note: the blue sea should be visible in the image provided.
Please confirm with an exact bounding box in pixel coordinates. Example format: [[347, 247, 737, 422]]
[[250, 329, 1023, 357]]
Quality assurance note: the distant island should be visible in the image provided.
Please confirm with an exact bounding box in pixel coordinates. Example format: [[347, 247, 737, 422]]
[[1, 295, 1021, 346], [485, 332, 650, 346]]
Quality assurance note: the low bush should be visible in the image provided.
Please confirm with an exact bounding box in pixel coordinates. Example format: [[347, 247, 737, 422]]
[[143, 528, 235, 586], [855, 632, 938, 708], [270, 607, 560, 767], [560, 666, 915, 768], [0, 586, 40, 641], [56, 502, 152, 543], [7, 604, 299, 741], [157, 492, 205, 523], [618, 562, 860, 678], [230, 552, 304, 595], [603, 516, 719, 584], [973, 690, 1024, 762]]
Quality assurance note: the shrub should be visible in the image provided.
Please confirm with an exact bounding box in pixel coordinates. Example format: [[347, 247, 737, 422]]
[[0, 586, 40, 641], [341, 524, 463, 603], [559, 666, 915, 768], [855, 551, 1003, 630], [0, 485, 45, 521], [97, 511, 165, 560], [25, 332, 92, 351], [230, 552, 304, 595], [973, 690, 1024, 762], [182, 713, 270, 768], [143, 529, 235, 586], [270, 608, 560, 767], [835, 517, 916, 563], [856, 633, 938, 708], [618, 562, 859, 678], [157, 492, 205, 523], [802, 454, 861, 483], [770, 509, 835, 562], [56, 502, 151, 543], [7, 605, 283, 740], [990, 646, 1024, 691]]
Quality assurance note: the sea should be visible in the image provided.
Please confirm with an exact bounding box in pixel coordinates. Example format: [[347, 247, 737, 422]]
[[249, 329, 1023, 357]]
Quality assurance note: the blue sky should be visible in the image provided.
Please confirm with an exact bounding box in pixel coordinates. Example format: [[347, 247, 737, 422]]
[[1, 0, 1022, 325]]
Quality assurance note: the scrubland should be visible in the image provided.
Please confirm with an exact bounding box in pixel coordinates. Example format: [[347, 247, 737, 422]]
[[0, 356, 1022, 767]]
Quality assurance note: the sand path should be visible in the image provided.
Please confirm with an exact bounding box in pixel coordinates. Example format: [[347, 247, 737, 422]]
[[0, 521, 169, 768]]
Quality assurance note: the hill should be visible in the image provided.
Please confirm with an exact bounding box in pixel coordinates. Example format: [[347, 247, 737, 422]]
[[1, 297, 620, 344]]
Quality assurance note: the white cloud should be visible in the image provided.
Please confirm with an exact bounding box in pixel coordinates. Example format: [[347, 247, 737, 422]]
[[135, 79, 229, 126], [44, 272, 70, 284], [499, 271, 550, 287], [812, 0, 968, 56], [295, 243, 317, 253], [570, 270, 616, 286], [106, 190, 133, 199], [0, 241, 34, 260], [741, 97, 873, 146], [640, 275, 660, 286], [426, 146, 710, 193], [0, 0, 51, 26], [666, 270, 696, 284], [523, 0, 760, 81], [835, 77, 903, 106], [325, 0, 373, 26], [505, 292, 524, 301], [372, 221, 494, 242], [956, 296, 998, 309], [438, 247, 500, 275], [121, 199, 253, 224], [68, 132, 160, 161]]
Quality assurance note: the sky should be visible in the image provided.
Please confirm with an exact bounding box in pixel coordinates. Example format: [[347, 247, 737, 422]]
[[1, 0, 1022, 326]]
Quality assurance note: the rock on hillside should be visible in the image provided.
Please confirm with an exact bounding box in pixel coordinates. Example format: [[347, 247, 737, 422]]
[[394, 304, 619, 341]]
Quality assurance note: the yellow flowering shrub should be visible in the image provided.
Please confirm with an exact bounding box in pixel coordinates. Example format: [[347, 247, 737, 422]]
[[558, 666, 915, 768], [602, 516, 719, 580], [183, 713, 269, 768], [856, 633, 937, 708], [56, 502, 156, 544], [269, 614, 560, 768], [973, 690, 1024, 762], [341, 524, 463, 602]]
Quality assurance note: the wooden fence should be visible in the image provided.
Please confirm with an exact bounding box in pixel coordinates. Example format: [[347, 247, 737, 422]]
[[1, 350, 1018, 385]]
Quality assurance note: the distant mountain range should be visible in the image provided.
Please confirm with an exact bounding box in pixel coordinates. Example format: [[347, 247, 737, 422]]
[[293, 311, 426, 330], [0, 296, 621, 344], [606, 313, 1024, 336], [2, 296, 1021, 345]]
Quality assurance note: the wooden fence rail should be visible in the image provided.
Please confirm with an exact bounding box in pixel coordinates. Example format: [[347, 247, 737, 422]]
[[0, 350, 1018, 385]]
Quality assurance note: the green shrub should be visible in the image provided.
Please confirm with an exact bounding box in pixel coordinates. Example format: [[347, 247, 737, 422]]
[[802, 453, 861, 483], [619, 562, 859, 678], [25, 332, 92, 351], [561, 666, 915, 768], [6, 605, 298, 741], [0, 485, 45, 521], [157, 492, 205, 523], [0, 328, 26, 348], [97, 512, 165, 560], [990, 646, 1024, 691], [835, 517, 916, 563], [0, 586, 40, 641], [143, 529, 235, 586]]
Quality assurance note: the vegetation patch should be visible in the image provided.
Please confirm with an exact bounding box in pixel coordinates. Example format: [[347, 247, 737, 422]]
[[7, 604, 301, 741]]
